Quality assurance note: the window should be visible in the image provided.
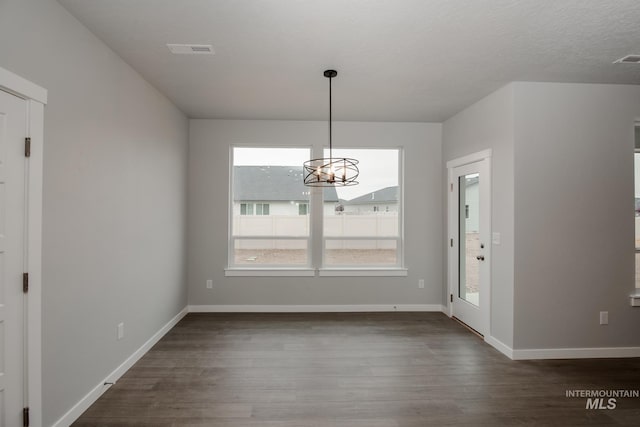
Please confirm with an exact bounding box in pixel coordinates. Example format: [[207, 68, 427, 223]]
[[256, 203, 269, 215], [323, 148, 402, 267], [230, 147, 310, 267], [229, 146, 404, 272], [240, 203, 252, 215], [240, 202, 270, 215]]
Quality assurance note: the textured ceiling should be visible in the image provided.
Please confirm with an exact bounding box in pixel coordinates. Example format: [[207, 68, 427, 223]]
[[58, 0, 640, 122]]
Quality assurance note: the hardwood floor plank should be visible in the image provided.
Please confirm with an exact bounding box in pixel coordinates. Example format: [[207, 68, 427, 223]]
[[71, 313, 640, 426]]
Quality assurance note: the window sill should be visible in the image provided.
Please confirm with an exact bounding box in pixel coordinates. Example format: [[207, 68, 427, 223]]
[[318, 268, 408, 277], [225, 268, 315, 277], [224, 268, 409, 277]]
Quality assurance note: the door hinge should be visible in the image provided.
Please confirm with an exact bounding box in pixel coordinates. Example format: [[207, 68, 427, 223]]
[[25, 137, 31, 158], [23, 407, 29, 427], [450, 294, 453, 303], [23, 273, 29, 293]]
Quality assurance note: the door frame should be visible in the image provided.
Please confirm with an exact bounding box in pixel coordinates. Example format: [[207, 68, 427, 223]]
[[446, 149, 492, 337], [0, 66, 47, 427]]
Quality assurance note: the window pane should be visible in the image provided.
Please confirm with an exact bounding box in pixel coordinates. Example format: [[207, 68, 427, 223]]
[[231, 147, 311, 267], [234, 239, 308, 265], [459, 173, 480, 307], [323, 148, 401, 267], [325, 240, 398, 266]]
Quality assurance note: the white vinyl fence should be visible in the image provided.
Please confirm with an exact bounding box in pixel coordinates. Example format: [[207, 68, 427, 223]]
[[233, 214, 398, 249]]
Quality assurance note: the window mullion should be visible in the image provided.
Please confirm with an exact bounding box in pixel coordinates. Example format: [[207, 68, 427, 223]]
[[310, 146, 324, 270], [310, 188, 324, 270]]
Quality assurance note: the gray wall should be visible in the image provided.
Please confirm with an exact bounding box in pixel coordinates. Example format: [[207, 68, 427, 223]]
[[513, 82, 640, 349], [0, 0, 188, 425], [444, 82, 640, 350], [442, 85, 515, 347], [188, 120, 442, 306]]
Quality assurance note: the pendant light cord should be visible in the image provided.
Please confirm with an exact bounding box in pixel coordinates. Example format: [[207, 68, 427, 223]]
[[329, 73, 333, 160]]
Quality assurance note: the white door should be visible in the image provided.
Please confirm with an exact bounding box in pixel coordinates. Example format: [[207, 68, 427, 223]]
[[0, 89, 27, 427], [448, 153, 491, 336]]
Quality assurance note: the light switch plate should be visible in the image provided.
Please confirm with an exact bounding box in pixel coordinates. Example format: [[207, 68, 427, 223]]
[[492, 232, 501, 245]]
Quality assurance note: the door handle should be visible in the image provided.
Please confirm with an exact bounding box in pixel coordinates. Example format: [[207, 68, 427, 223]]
[[476, 255, 485, 261]]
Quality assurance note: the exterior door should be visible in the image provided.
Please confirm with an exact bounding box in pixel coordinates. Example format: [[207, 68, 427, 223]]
[[448, 152, 491, 336], [0, 88, 27, 426]]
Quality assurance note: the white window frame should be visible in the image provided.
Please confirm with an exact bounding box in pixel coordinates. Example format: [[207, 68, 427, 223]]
[[320, 147, 405, 271], [227, 146, 313, 271], [226, 145, 407, 276]]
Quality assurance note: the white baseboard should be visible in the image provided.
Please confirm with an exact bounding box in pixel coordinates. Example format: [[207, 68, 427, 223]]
[[485, 335, 514, 359], [464, 332, 640, 361], [51, 307, 188, 427], [482, 336, 640, 360], [512, 346, 640, 360], [188, 304, 446, 313]]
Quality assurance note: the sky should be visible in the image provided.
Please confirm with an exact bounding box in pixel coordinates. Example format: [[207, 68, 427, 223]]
[[234, 147, 399, 200]]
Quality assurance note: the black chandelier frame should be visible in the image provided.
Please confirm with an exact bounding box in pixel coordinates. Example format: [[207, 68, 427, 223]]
[[303, 69, 359, 187]]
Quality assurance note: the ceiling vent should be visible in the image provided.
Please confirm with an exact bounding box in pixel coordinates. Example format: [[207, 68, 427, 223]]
[[167, 44, 214, 55], [613, 54, 640, 64]]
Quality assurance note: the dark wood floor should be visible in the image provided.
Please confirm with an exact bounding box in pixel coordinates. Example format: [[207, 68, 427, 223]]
[[73, 313, 640, 426]]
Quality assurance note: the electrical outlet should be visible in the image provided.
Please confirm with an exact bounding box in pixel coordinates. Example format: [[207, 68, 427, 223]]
[[206, 279, 213, 289], [418, 279, 425, 289], [117, 322, 124, 340], [599, 311, 608, 325]]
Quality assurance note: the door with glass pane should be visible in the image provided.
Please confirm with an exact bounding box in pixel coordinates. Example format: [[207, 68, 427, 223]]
[[448, 153, 491, 336]]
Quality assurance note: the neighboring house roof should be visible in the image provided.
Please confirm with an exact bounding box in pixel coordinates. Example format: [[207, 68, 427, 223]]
[[344, 186, 398, 205], [234, 166, 339, 202]]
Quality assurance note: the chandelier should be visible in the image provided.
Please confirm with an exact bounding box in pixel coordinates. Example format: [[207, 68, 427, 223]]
[[303, 70, 359, 187]]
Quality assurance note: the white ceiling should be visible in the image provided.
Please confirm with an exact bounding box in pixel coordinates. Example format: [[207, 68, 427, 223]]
[[58, 0, 640, 122]]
